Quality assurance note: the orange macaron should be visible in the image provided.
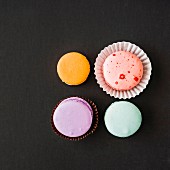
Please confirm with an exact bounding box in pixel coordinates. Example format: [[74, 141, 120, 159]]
[[57, 52, 90, 85]]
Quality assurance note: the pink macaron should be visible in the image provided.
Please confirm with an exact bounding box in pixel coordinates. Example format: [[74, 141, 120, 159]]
[[103, 51, 143, 90], [94, 41, 152, 99]]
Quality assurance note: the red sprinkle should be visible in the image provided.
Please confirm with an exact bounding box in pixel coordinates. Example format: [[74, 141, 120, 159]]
[[132, 64, 134, 66], [115, 81, 118, 84], [113, 54, 116, 56], [128, 71, 130, 73], [134, 77, 139, 81], [119, 74, 125, 79]]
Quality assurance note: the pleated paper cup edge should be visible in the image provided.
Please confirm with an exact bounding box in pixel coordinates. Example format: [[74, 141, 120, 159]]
[[94, 41, 152, 99], [51, 96, 99, 141]]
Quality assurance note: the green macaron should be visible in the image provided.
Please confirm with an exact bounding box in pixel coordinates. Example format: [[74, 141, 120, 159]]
[[104, 101, 142, 138]]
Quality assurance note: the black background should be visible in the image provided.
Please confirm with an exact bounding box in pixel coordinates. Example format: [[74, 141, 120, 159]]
[[0, 0, 170, 169]]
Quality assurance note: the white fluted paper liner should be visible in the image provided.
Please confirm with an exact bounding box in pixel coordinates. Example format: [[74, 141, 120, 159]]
[[94, 41, 152, 99]]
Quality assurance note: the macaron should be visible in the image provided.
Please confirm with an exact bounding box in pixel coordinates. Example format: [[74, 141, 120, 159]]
[[57, 52, 90, 85], [104, 101, 142, 138], [94, 41, 152, 99], [51, 97, 98, 140], [103, 51, 143, 90]]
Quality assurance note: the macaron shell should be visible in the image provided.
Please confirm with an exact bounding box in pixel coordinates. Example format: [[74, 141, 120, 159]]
[[57, 52, 90, 85], [53, 97, 93, 137], [103, 51, 143, 90], [104, 101, 142, 138]]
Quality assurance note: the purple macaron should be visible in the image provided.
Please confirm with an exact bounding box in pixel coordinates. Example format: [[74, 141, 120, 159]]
[[51, 97, 98, 140]]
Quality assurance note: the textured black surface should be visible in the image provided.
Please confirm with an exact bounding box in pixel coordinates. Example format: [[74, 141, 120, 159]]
[[0, 0, 170, 169]]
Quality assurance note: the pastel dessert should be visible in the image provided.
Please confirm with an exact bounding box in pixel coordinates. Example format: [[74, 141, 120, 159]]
[[51, 97, 98, 140], [103, 51, 143, 90], [57, 52, 90, 85], [104, 101, 142, 138]]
